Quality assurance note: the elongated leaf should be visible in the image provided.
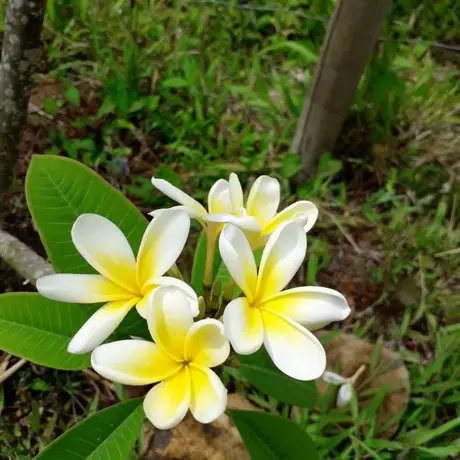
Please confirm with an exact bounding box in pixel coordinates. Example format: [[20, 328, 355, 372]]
[[26, 155, 148, 274], [260, 41, 317, 63], [229, 410, 319, 460], [238, 348, 317, 408], [35, 399, 144, 459], [0, 293, 93, 370], [191, 231, 207, 295]]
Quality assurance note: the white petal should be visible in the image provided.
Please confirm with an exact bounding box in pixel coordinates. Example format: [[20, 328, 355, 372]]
[[151, 177, 208, 219], [91, 340, 180, 385], [147, 285, 194, 360], [136, 277, 199, 319], [337, 382, 354, 408], [136, 209, 190, 288], [246, 176, 280, 227], [263, 201, 319, 235], [223, 297, 263, 354], [259, 287, 350, 329], [135, 289, 154, 319], [208, 179, 232, 214], [185, 319, 230, 367], [68, 298, 138, 354], [148, 205, 190, 218], [261, 309, 326, 381], [189, 365, 227, 424], [71, 214, 138, 293], [228, 173, 244, 212], [218, 224, 257, 301], [37, 274, 132, 304], [322, 371, 349, 385], [256, 221, 306, 301], [206, 213, 261, 232], [144, 367, 191, 429], [154, 277, 199, 317]]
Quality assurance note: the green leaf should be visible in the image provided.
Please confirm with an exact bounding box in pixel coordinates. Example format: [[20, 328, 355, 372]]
[[191, 231, 207, 296], [26, 155, 148, 274], [35, 399, 144, 460], [162, 77, 188, 88], [115, 309, 150, 341], [238, 348, 317, 408], [228, 410, 319, 460], [64, 86, 81, 106], [260, 41, 317, 64], [0, 293, 93, 370]]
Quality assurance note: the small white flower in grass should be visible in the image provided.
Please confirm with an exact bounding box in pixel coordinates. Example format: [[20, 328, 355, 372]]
[[36, 209, 198, 354], [322, 365, 366, 408], [219, 222, 350, 381], [151, 173, 318, 284], [91, 285, 230, 429]]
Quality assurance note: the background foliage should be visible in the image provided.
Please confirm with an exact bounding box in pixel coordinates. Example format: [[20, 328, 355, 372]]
[[0, 0, 459, 458]]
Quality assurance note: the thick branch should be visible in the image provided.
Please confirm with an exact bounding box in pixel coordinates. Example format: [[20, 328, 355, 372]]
[[292, 0, 391, 177], [0, 228, 53, 285], [0, 0, 46, 209]]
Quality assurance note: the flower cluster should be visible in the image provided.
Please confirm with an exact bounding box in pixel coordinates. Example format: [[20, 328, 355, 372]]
[[37, 173, 350, 429]]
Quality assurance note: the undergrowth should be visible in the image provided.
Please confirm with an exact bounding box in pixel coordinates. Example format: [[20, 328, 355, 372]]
[[0, 0, 459, 458]]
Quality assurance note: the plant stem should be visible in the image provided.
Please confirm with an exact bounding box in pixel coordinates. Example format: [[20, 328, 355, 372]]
[[204, 229, 217, 287]]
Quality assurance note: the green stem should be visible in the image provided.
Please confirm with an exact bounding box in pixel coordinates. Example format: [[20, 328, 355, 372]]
[[223, 279, 234, 300], [203, 230, 217, 287]]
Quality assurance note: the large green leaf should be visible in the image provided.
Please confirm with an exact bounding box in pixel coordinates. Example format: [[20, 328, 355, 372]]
[[35, 399, 144, 460], [228, 410, 319, 460], [26, 155, 148, 274], [238, 348, 317, 408], [0, 293, 93, 370]]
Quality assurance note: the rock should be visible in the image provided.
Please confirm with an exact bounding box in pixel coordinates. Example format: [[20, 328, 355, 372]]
[[141, 394, 254, 459], [316, 332, 410, 438]]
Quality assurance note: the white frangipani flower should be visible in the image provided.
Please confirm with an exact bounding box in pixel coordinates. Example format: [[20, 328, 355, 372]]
[[37, 209, 198, 354], [151, 173, 318, 237], [91, 285, 230, 429], [151, 173, 318, 284], [219, 222, 350, 381]]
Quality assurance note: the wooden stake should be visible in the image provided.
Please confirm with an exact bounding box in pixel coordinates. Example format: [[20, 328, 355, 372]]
[[292, 0, 391, 177]]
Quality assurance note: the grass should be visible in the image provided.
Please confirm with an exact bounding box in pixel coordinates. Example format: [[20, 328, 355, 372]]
[[0, 0, 459, 458]]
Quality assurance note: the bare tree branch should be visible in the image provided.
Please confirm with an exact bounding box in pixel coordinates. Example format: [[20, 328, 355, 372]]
[[0, 0, 46, 211], [0, 228, 53, 285]]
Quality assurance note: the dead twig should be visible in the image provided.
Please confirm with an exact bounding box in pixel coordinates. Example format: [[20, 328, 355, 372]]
[[0, 358, 27, 384], [322, 209, 363, 255]]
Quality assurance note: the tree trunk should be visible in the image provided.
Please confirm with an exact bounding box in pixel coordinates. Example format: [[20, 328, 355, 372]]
[[0, 0, 46, 213], [292, 0, 391, 178]]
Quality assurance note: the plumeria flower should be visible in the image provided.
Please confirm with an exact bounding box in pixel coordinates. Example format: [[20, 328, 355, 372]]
[[91, 285, 230, 429], [36, 209, 198, 354], [151, 173, 318, 284], [219, 221, 350, 380]]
